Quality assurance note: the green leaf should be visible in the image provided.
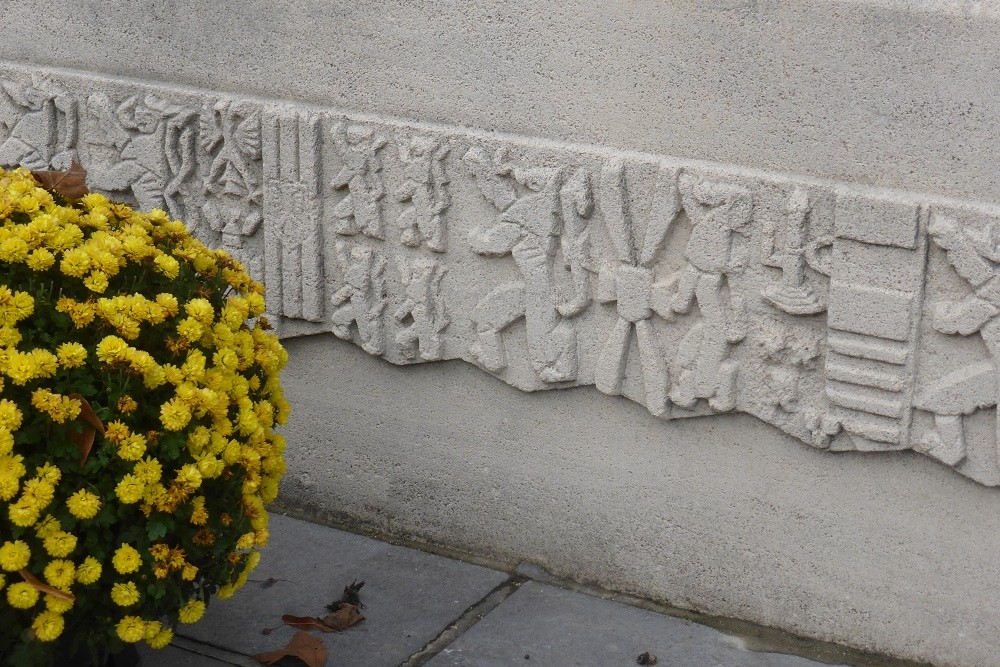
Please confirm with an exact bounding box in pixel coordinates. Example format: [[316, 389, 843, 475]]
[[147, 581, 167, 600], [146, 515, 173, 541]]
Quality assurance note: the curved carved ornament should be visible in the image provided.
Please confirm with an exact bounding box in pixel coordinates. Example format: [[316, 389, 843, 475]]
[[3, 62, 999, 485]]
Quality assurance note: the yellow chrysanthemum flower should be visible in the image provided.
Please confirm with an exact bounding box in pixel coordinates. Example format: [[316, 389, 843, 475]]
[[75, 557, 102, 585], [31, 610, 65, 641], [116, 615, 146, 643], [177, 599, 206, 624], [112, 544, 141, 574], [111, 581, 140, 607], [7, 582, 39, 609], [55, 342, 87, 368], [45, 593, 73, 614], [66, 489, 101, 519], [0, 540, 30, 571], [42, 531, 77, 558], [43, 560, 75, 589], [114, 474, 145, 504], [147, 626, 173, 649]]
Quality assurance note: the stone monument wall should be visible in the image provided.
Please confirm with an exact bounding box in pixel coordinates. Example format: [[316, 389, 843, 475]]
[[3, 2, 1000, 664]]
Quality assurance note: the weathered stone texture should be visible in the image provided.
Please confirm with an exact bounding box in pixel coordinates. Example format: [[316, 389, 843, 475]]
[[4, 3, 1000, 663], [3, 62, 999, 488]]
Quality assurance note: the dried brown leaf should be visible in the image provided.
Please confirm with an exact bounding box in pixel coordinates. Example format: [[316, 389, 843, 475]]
[[66, 393, 105, 467], [254, 630, 327, 667], [281, 603, 365, 634], [281, 615, 337, 633], [31, 160, 89, 200], [321, 603, 365, 632]]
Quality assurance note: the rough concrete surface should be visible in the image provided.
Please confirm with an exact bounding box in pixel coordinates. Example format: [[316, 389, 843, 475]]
[[181, 514, 509, 666], [134, 514, 877, 667], [426, 581, 830, 667], [280, 336, 1000, 667]]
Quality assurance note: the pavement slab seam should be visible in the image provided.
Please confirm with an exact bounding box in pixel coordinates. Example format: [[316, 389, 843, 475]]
[[399, 576, 526, 667], [169, 636, 260, 666], [510, 562, 929, 667]]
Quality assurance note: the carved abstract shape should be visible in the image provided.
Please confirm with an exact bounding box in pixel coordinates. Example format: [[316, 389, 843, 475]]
[[823, 195, 925, 451], [762, 189, 826, 315], [464, 146, 593, 383], [330, 242, 388, 356], [667, 173, 751, 412], [594, 159, 680, 416], [201, 99, 263, 280], [330, 121, 388, 240], [394, 257, 449, 360], [86, 93, 198, 219], [914, 213, 1000, 466], [12, 61, 1000, 484], [395, 131, 452, 251], [263, 107, 325, 323], [0, 75, 78, 170]]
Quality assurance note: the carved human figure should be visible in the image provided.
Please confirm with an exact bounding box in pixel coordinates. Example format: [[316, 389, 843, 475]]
[[394, 258, 449, 361], [395, 132, 452, 252], [262, 108, 325, 323], [87, 93, 198, 219], [0, 76, 78, 170], [667, 173, 752, 412], [914, 213, 1000, 465], [330, 242, 388, 356], [595, 159, 681, 417], [330, 122, 388, 239], [463, 146, 593, 383], [200, 100, 263, 279]]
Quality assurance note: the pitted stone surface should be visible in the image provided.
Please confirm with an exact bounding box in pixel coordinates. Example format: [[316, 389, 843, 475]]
[[180, 514, 509, 667]]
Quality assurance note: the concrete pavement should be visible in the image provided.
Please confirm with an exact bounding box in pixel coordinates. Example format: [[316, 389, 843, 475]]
[[138, 514, 919, 667]]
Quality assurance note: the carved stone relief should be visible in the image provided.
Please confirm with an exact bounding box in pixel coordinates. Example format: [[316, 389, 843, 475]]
[[463, 146, 593, 384], [595, 159, 680, 417], [330, 122, 388, 241], [86, 93, 199, 220], [199, 100, 263, 281], [330, 241, 388, 356], [262, 107, 325, 324], [0, 75, 78, 171], [395, 131, 452, 252], [5, 61, 1000, 486], [394, 257, 449, 361]]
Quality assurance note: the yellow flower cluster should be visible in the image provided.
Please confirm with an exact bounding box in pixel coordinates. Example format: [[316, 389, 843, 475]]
[[0, 166, 288, 655]]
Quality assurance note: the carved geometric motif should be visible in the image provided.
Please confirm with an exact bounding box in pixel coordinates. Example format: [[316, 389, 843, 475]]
[[5, 61, 1000, 486]]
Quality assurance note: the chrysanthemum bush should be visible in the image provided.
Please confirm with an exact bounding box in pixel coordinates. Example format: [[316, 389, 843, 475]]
[[0, 167, 289, 665]]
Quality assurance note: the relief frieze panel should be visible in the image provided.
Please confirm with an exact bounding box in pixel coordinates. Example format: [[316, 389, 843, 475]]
[[4, 62, 1000, 486]]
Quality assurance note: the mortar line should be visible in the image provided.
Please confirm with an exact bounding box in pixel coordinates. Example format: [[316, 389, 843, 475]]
[[398, 576, 526, 667]]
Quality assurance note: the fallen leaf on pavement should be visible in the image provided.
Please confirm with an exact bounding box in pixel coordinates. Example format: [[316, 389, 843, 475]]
[[637, 651, 658, 665], [281, 615, 338, 633], [322, 603, 365, 631], [254, 630, 327, 667], [282, 604, 365, 633]]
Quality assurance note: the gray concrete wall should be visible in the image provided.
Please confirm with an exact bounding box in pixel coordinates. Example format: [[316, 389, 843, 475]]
[[282, 336, 1000, 667], [4, 1, 1000, 664], [3, 1, 1000, 202]]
